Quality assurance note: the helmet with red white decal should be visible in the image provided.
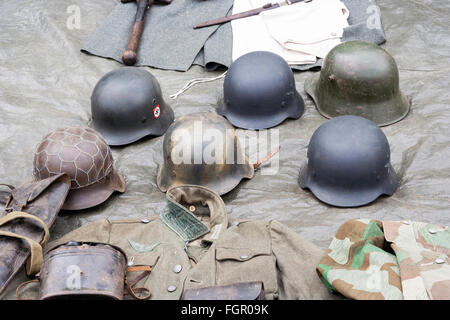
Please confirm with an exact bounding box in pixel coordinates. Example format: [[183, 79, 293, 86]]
[[91, 67, 174, 146]]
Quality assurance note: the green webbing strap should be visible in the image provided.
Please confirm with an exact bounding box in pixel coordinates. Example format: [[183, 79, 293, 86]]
[[0, 211, 50, 275]]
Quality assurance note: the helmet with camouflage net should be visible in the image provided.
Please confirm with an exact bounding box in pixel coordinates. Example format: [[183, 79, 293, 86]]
[[157, 112, 254, 195], [305, 41, 410, 126], [33, 127, 125, 210]]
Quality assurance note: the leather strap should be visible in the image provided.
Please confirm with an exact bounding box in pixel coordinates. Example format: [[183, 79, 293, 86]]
[[253, 146, 281, 169], [0, 184, 15, 190], [125, 265, 152, 300], [0, 184, 14, 207], [0, 193, 10, 206], [16, 279, 40, 300], [0, 211, 50, 275], [127, 265, 152, 272]]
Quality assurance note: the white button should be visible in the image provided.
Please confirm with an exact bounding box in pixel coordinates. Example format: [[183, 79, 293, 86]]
[[189, 205, 196, 212], [173, 264, 182, 273], [141, 218, 150, 224], [435, 258, 445, 264], [168, 285, 177, 292]]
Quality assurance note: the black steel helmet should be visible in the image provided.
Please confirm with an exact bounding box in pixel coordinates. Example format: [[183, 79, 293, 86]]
[[305, 41, 410, 126], [218, 51, 304, 129], [157, 112, 254, 195], [299, 115, 398, 207], [91, 67, 174, 146]]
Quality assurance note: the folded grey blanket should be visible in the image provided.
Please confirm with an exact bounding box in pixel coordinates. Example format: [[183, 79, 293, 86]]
[[82, 0, 386, 71]]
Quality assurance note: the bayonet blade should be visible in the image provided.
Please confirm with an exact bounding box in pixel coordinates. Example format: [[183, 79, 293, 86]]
[[193, 3, 279, 29], [193, 0, 309, 29]]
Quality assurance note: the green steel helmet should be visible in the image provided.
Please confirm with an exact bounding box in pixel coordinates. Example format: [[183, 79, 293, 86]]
[[299, 115, 398, 207], [218, 51, 304, 129], [305, 41, 410, 126], [157, 112, 254, 195], [91, 67, 174, 146]]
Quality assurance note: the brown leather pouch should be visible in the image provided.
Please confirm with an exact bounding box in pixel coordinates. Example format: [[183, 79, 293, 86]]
[[16, 242, 152, 300], [0, 174, 71, 295], [182, 281, 265, 300], [37, 242, 129, 300]]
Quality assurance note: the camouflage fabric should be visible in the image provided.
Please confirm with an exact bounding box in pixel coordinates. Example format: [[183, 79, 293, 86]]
[[317, 219, 450, 300], [383, 221, 450, 300]]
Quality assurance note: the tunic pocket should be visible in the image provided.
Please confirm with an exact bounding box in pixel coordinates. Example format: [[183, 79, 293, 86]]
[[215, 246, 278, 296]]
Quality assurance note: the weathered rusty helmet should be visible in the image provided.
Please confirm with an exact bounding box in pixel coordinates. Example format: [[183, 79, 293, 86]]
[[33, 127, 126, 210], [299, 115, 398, 207], [38, 242, 128, 300], [157, 112, 254, 195], [91, 67, 174, 146], [218, 51, 304, 129], [305, 41, 410, 126]]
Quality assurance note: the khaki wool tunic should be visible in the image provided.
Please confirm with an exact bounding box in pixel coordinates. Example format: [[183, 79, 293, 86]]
[[46, 185, 335, 300]]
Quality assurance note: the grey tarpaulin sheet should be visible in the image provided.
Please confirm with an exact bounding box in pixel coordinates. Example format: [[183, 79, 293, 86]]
[[0, 0, 449, 299]]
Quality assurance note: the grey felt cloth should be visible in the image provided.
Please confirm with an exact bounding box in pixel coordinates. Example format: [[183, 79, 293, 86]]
[[82, 0, 234, 71], [83, 0, 385, 71]]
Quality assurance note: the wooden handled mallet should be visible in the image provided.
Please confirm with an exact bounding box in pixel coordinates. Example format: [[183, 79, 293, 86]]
[[121, 0, 172, 66]]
